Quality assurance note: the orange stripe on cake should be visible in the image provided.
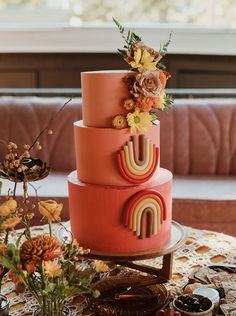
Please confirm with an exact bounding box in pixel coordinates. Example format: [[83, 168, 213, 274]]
[[123, 190, 167, 239], [117, 135, 158, 184]]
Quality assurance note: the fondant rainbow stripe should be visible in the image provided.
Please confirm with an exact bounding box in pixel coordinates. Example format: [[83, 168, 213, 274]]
[[117, 135, 158, 184], [124, 190, 166, 239]]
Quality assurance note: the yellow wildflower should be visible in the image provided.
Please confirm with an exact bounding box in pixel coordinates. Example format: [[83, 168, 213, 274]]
[[1, 216, 21, 230], [127, 108, 153, 133], [0, 199, 17, 216], [92, 260, 109, 273], [44, 261, 62, 278], [129, 49, 157, 72]]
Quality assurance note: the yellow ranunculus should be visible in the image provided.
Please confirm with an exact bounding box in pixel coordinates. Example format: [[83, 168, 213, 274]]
[[129, 49, 157, 72], [127, 108, 153, 133], [44, 261, 62, 278], [1, 216, 21, 230], [0, 199, 17, 217], [38, 200, 63, 222]]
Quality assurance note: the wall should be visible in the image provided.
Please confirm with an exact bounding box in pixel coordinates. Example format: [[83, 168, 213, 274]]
[[0, 53, 236, 88]]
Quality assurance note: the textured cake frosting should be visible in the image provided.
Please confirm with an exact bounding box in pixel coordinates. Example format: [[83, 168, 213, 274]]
[[68, 70, 173, 255]]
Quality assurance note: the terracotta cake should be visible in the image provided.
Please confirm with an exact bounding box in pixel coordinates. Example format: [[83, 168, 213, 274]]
[[68, 21, 173, 255]]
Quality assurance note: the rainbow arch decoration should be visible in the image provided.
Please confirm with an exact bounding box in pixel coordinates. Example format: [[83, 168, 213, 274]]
[[123, 190, 166, 239], [117, 135, 159, 184]]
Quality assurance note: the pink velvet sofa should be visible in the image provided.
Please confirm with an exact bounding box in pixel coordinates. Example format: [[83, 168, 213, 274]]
[[0, 96, 236, 235]]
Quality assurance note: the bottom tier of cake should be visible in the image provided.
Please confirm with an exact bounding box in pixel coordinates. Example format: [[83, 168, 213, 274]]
[[68, 168, 172, 255]]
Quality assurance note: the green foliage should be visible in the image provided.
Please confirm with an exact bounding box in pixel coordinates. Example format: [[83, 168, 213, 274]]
[[159, 32, 172, 57], [113, 17, 141, 53], [162, 94, 174, 111]]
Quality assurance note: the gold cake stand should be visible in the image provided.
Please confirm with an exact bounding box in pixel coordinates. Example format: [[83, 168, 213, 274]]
[[58, 221, 186, 281]]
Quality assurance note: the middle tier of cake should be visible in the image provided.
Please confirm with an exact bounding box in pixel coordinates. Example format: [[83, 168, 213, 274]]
[[74, 120, 160, 186], [68, 168, 172, 255]]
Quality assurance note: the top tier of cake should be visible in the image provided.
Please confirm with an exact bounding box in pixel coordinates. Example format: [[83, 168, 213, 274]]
[[82, 70, 133, 128]]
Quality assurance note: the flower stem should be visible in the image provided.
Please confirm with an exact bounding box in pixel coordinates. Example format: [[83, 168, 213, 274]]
[[49, 222, 52, 236]]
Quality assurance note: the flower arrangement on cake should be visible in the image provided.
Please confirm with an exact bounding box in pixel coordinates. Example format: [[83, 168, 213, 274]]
[[112, 18, 173, 133], [0, 99, 108, 316]]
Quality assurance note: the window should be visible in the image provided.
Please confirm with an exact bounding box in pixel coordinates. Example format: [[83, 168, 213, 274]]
[[1, 0, 236, 28], [0, 0, 235, 54]]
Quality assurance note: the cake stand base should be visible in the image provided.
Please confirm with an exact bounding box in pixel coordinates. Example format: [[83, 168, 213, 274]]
[[58, 221, 186, 281], [92, 221, 186, 280]]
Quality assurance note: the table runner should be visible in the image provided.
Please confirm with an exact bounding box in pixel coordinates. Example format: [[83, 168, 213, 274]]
[[3, 223, 236, 315]]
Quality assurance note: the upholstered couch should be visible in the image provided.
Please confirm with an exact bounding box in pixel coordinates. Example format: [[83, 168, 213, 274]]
[[0, 96, 236, 235]]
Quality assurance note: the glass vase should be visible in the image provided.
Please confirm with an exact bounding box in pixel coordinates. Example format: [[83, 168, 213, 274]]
[[32, 306, 70, 316], [0, 295, 9, 316]]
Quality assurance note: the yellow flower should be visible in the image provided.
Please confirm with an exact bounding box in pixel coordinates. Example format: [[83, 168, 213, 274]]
[[127, 108, 153, 133], [129, 49, 157, 72], [0, 199, 17, 216], [38, 200, 63, 222], [1, 216, 21, 230], [44, 260, 62, 278], [92, 260, 109, 273]]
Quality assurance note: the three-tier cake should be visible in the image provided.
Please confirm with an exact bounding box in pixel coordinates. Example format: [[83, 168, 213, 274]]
[[68, 23, 173, 256]]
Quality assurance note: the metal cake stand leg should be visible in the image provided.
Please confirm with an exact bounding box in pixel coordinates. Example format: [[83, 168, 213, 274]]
[[114, 251, 174, 281]]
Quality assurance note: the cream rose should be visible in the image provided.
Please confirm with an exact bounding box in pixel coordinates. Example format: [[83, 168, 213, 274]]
[[0, 199, 17, 217], [38, 200, 63, 222], [133, 70, 162, 98]]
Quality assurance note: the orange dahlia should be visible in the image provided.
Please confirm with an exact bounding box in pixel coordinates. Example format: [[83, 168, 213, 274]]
[[135, 95, 157, 112], [20, 235, 61, 269]]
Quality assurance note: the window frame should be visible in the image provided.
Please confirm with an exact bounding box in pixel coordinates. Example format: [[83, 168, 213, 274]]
[[0, 24, 235, 55]]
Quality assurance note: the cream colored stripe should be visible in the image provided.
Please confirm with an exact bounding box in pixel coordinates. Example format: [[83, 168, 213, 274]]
[[124, 141, 154, 176], [135, 203, 157, 237], [131, 198, 161, 235], [128, 139, 151, 171]]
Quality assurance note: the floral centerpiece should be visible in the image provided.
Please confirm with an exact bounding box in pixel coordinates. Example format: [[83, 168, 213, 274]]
[[112, 18, 173, 133], [0, 99, 108, 315]]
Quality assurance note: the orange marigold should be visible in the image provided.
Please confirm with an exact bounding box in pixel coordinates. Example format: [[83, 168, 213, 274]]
[[123, 98, 135, 111], [112, 115, 128, 129], [20, 235, 61, 268], [135, 95, 157, 112]]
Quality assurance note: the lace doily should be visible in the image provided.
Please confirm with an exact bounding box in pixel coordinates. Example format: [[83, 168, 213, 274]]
[[3, 223, 236, 315]]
